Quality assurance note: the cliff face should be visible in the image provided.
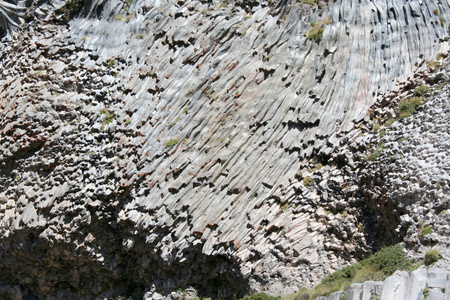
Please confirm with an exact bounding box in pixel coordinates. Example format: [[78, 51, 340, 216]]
[[0, 0, 449, 298]]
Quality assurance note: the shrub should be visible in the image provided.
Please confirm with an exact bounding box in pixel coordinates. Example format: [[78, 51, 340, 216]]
[[413, 85, 430, 97], [424, 249, 439, 266], [361, 244, 414, 275], [420, 226, 433, 237], [240, 293, 280, 300], [398, 97, 422, 119]]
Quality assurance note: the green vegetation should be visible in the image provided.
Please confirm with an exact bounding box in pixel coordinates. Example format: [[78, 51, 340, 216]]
[[218, 2, 228, 9], [436, 52, 448, 60], [413, 85, 430, 97], [165, 138, 181, 148], [295, 244, 415, 299], [107, 59, 117, 68], [420, 226, 433, 237], [303, 176, 314, 187], [424, 249, 439, 266], [301, 0, 321, 5], [186, 88, 194, 96], [115, 15, 123, 21], [240, 293, 280, 300], [365, 143, 384, 161], [100, 108, 115, 125], [306, 19, 332, 43], [125, 14, 134, 23], [397, 97, 422, 119], [59, 0, 86, 22], [372, 122, 381, 132], [125, 0, 134, 8], [307, 163, 323, 173], [385, 118, 397, 127], [427, 60, 439, 70]]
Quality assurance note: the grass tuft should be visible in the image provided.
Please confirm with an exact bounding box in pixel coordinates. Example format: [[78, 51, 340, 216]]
[[397, 97, 422, 119], [424, 249, 439, 266], [165, 138, 181, 148], [305, 18, 332, 43]]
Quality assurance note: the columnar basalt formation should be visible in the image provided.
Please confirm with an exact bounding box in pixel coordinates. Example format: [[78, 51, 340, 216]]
[[0, 0, 449, 298]]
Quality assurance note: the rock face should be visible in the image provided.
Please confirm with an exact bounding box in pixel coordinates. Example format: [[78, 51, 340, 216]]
[[0, 0, 449, 298]]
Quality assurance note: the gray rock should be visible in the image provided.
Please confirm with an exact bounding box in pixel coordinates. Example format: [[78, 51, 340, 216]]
[[328, 291, 345, 300], [428, 288, 445, 300], [361, 281, 383, 300], [406, 266, 427, 300], [380, 271, 410, 300], [427, 269, 449, 289], [347, 283, 363, 300]]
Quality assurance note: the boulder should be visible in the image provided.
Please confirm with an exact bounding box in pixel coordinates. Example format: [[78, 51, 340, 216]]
[[380, 271, 410, 300]]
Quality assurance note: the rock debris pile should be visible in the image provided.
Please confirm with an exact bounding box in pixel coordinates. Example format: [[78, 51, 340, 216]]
[[0, 0, 449, 298]]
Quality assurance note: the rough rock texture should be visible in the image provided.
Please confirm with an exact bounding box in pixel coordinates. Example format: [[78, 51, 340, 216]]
[[0, 0, 24, 38], [0, 0, 450, 298]]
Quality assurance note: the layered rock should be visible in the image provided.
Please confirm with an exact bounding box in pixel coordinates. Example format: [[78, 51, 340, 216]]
[[0, 0, 449, 298]]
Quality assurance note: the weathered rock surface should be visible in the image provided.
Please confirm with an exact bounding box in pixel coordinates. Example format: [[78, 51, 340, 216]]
[[0, 0, 449, 298]]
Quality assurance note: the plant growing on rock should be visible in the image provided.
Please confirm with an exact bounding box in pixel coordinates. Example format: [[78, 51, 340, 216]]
[[413, 85, 430, 97], [165, 138, 181, 148], [58, 0, 86, 22], [420, 226, 433, 237], [240, 293, 280, 300], [424, 249, 439, 266], [100, 108, 115, 125], [303, 176, 314, 187], [397, 96, 422, 119], [107, 58, 117, 68], [306, 18, 332, 43]]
